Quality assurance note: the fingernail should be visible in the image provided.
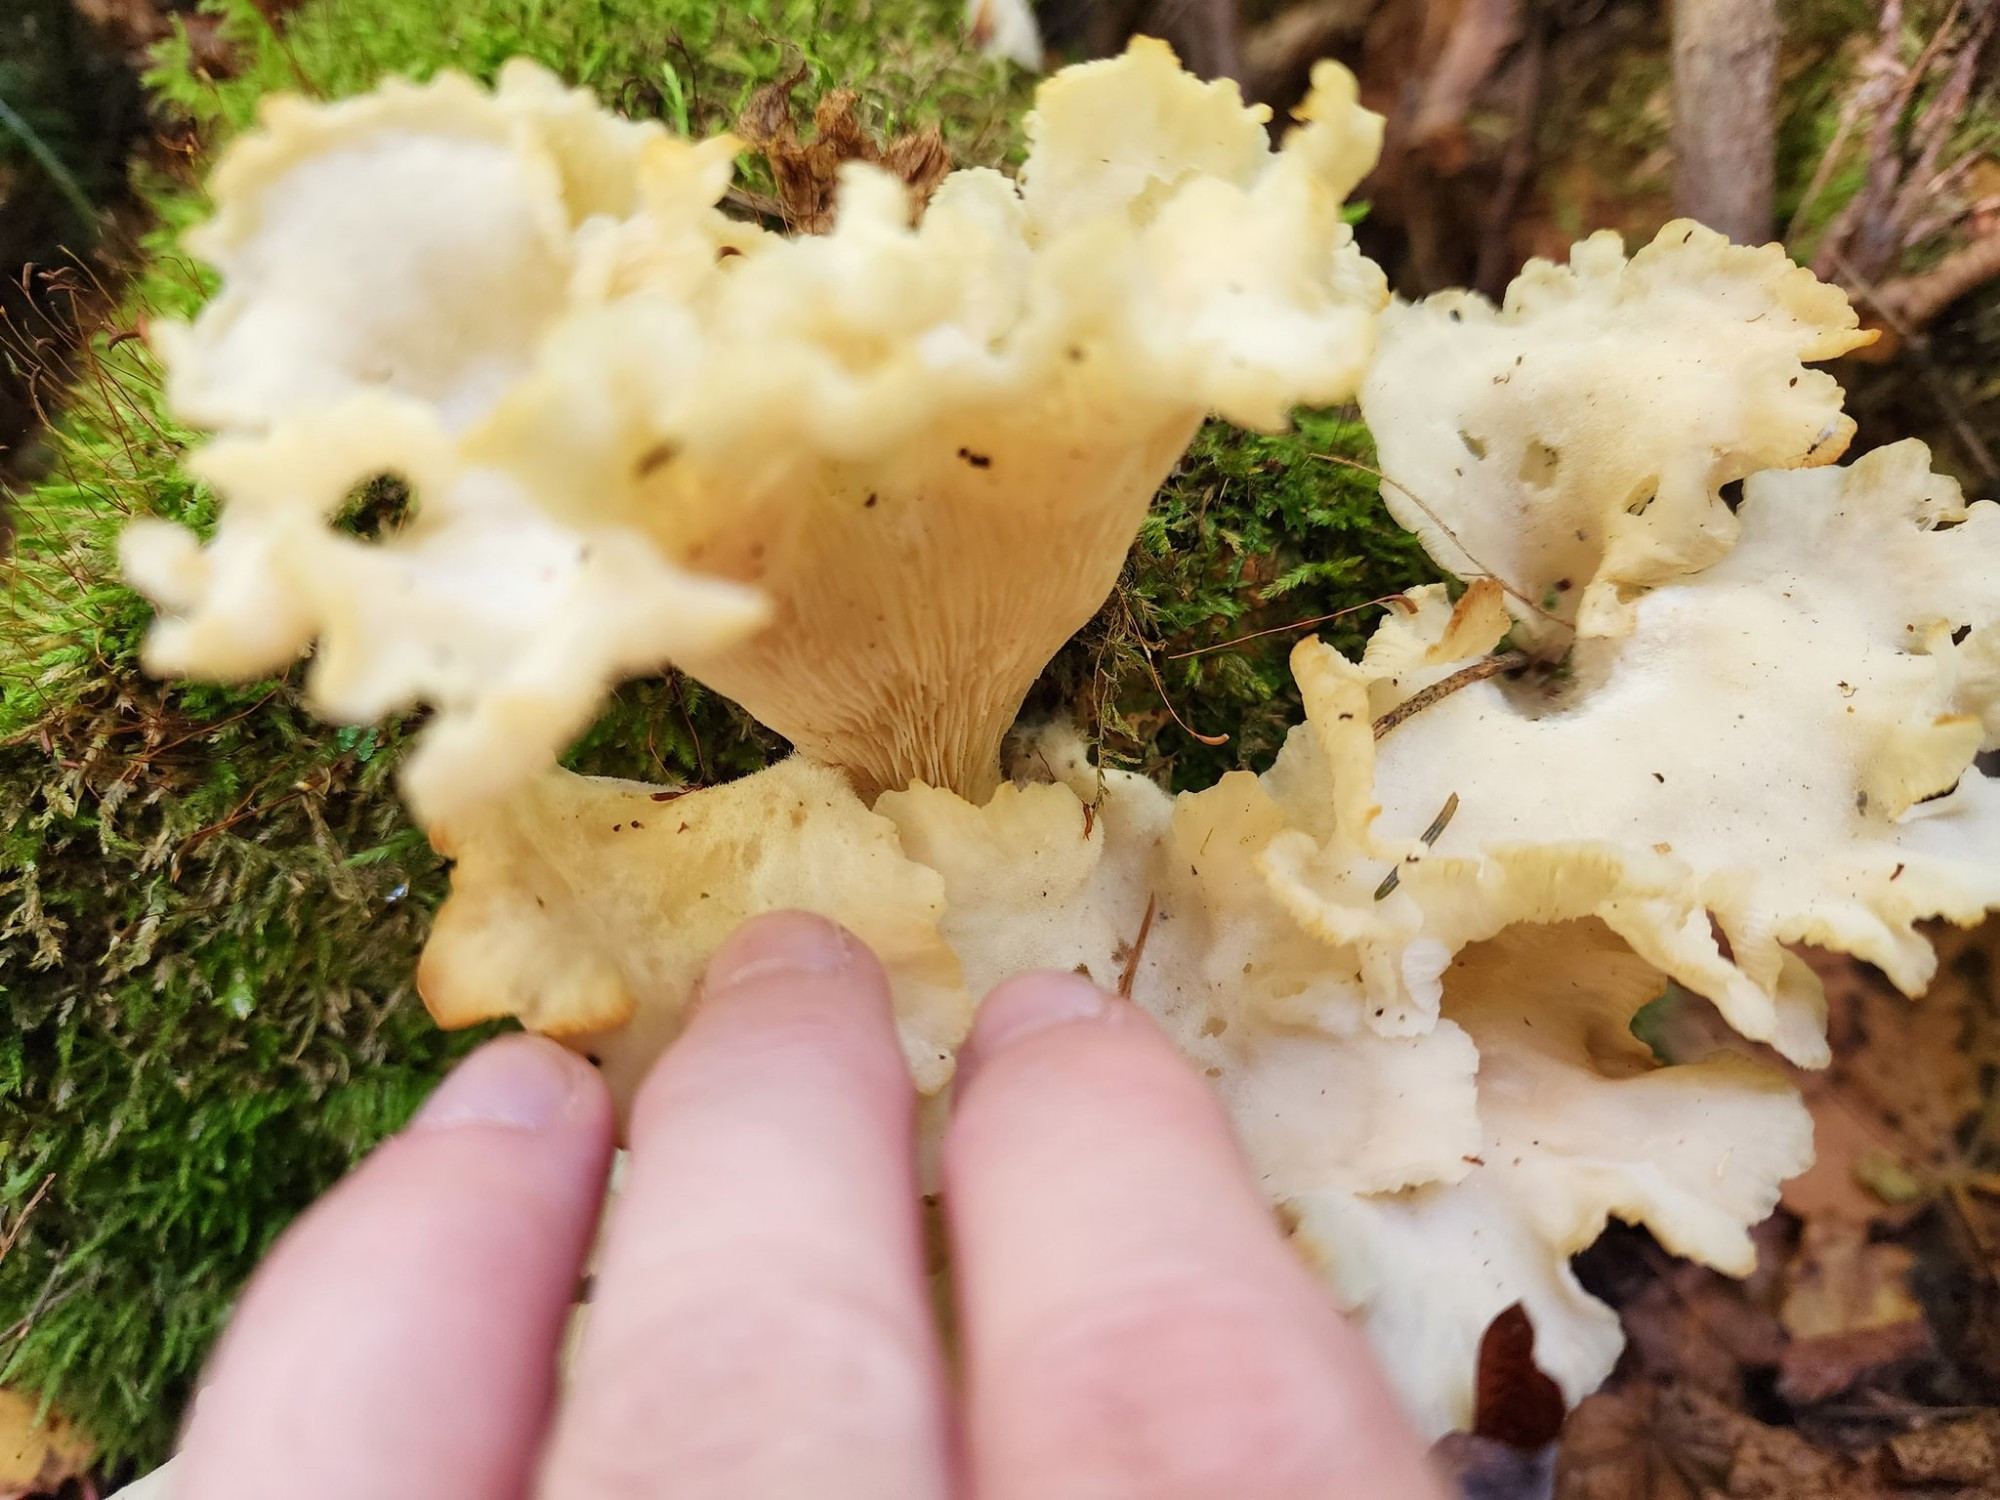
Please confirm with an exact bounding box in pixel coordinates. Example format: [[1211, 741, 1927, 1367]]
[[704, 910, 856, 995], [410, 1034, 581, 1132], [959, 972, 1111, 1085]]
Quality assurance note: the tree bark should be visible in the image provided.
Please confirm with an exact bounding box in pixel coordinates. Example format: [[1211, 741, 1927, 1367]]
[[1670, 0, 1778, 245], [1876, 227, 2000, 332]]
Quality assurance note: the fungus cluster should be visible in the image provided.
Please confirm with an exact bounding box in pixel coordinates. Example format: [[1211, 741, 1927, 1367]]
[[124, 41, 2000, 1439]]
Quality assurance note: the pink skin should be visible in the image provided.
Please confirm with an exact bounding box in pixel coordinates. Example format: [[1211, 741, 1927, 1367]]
[[177, 912, 1448, 1500]]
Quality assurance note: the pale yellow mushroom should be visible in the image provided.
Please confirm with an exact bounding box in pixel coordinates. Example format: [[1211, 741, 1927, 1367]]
[[427, 746, 1813, 1440], [1262, 440, 2000, 1065], [1362, 221, 1876, 649], [126, 41, 1389, 817], [119, 49, 2000, 1448]]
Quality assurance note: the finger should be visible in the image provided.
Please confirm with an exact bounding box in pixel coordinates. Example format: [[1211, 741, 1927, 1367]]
[[176, 1035, 615, 1500], [946, 973, 1448, 1500], [540, 912, 951, 1500]]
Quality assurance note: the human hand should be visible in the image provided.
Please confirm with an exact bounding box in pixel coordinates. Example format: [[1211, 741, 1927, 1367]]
[[175, 911, 1448, 1499]]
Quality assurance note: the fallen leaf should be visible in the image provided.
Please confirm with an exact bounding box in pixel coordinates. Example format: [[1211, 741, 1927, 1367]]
[[737, 82, 952, 234], [1646, 927, 1994, 1232], [1592, 1229, 1786, 1397], [1773, 1217, 1930, 1404], [0, 1388, 92, 1500], [1555, 1379, 1916, 1500], [1884, 1417, 2000, 1486], [1781, 1218, 1925, 1342], [1777, 1320, 1934, 1407], [1721, 1413, 1859, 1500], [1554, 1384, 1700, 1500]]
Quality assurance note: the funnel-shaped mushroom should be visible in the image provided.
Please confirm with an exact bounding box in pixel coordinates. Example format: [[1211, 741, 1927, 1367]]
[[124, 41, 1389, 817]]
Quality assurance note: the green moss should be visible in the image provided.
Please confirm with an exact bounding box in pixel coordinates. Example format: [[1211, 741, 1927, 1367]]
[[1043, 410, 1439, 793], [146, 0, 1029, 183], [0, 0, 1430, 1475]]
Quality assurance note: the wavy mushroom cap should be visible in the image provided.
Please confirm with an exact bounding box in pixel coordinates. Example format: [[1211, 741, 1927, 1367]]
[[1259, 440, 2000, 1063], [1362, 222, 1874, 650], [125, 41, 1390, 819]]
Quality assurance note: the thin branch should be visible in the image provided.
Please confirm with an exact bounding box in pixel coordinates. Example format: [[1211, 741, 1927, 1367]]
[[0, 97, 97, 228], [0, 1175, 55, 1265], [1166, 593, 1408, 660], [1117, 893, 1158, 999], [1831, 247, 2000, 486], [1140, 648, 1229, 746], [1373, 652, 1529, 740], [1874, 226, 2000, 330]]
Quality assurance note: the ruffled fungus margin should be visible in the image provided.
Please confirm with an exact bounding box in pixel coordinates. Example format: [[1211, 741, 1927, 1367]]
[[118, 43, 2000, 1447]]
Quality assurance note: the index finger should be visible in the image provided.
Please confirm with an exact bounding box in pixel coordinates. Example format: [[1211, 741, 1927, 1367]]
[[945, 972, 1447, 1500], [538, 912, 951, 1500]]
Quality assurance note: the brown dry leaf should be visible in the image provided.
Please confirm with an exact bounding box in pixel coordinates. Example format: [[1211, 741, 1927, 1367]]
[[1779, 932, 1989, 1231], [1608, 1234, 1788, 1397], [1557, 1381, 1896, 1500], [1776, 1218, 1931, 1403], [1778, 1320, 1935, 1408], [1645, 921, 1998, 1235], [1722, 1417, 1869, 1500], [0, 1388, 92, 1500], [1883, 1417, 2000, 1487], [736, 81, 952, 233], [1554, 1384, 1701, 1500], [1781, 1218, 1925, 1341]]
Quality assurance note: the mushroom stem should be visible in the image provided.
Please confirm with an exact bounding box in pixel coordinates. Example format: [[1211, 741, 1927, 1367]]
[[675, 410, 1205, 804]]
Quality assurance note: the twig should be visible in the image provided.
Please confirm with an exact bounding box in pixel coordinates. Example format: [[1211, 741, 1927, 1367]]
[[1373, 652, 1529, 740], [1874, 227, 2000, 330], [0, 1175, 55, 1264], [1812, 0, 1909, 279], [1140, 649, 1229, 746], [1831, 247, 2000, 486], [1117, 893, 1158, 998], [1166, 593, 1408, 660], [1883, 1, 1998, 248], [1243, 0, 1372, 104]]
